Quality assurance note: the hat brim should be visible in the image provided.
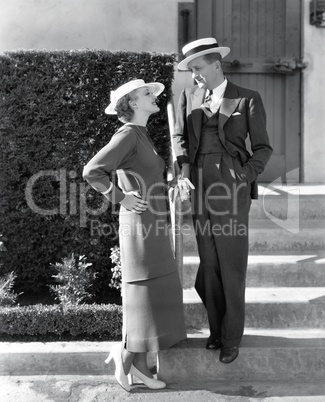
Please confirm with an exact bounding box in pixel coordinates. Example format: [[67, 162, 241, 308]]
[[178, 47, 230, 71], [105, 82, 165, 114]]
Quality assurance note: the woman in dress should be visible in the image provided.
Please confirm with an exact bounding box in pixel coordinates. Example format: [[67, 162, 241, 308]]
[[83, 79, 186, 391]]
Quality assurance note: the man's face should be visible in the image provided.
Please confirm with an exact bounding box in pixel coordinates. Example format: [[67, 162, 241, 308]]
[[188, 56, 219, 90]]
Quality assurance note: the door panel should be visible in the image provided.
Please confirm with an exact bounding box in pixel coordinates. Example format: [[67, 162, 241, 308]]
[[196, 0, 302, 182]]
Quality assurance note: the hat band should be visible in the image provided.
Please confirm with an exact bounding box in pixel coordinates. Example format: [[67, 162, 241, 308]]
[[184, 43, 219, 58]]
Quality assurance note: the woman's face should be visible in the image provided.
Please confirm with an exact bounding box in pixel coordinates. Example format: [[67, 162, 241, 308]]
[[130, 87, 160, 115]]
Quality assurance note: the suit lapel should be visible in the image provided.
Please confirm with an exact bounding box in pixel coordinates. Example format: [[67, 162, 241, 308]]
[[218, 81, 241, 146], [188, 82, 242, 148], [190, 88, 205, 140]]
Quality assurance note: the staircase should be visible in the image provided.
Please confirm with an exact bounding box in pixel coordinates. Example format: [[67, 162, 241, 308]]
[[1, 184, 325, 400], [158, 184, 325, 392]]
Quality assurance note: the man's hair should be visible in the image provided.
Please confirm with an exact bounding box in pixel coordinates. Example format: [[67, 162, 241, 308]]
[[203, 52, 222, 65]]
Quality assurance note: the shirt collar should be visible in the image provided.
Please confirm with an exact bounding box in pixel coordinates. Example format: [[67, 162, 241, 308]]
[[211, 77, 227, 99]]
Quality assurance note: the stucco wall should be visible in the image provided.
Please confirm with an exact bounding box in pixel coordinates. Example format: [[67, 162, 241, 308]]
[[302, 0, 325, 183], [0, 0, 180, 52]]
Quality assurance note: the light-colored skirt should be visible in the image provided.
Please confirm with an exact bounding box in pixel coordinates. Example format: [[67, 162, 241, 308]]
[[122, 271, 187, 352]]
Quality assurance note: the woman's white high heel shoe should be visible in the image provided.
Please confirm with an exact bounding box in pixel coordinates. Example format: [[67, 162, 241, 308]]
[[105, 344, 131, 392], [129, 364, 166, 389]]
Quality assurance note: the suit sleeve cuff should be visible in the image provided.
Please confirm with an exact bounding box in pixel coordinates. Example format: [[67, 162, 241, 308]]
[[242, 161, 258, 183], [177, 156, 189, 168]]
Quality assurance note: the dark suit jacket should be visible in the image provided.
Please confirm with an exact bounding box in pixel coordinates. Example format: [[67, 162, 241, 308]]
[[173, 80, 273, 199]]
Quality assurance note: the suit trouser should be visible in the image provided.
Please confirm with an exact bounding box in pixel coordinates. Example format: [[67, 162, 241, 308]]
[[191, 152, 251, 347]]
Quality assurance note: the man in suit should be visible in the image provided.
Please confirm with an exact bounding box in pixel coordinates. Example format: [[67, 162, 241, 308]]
[[173, 38, 273, 363]]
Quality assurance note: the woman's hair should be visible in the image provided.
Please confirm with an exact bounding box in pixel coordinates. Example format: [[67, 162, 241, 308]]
[[114, 90, 138, 123]]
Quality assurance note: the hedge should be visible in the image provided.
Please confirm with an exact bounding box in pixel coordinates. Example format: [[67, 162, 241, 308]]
[[0, 303, 122, 341], [0, 50, 176, 298]]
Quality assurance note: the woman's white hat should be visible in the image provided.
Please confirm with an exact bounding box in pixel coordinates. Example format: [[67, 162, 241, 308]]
[[105, 79, 165, 114], [178, 37, 230, 71]]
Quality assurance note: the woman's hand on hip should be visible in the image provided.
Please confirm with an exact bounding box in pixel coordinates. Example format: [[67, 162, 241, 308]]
[[120, 192, 148, 214]]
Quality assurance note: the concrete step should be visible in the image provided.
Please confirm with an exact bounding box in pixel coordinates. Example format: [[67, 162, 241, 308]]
[[180, 184, 325, 220], [157, 329, 325, 383], [181, 219, 325, 253], [0, 341, 157, 376], [182, 254, 325, 289], [251, 197, 325, 220], [184, 287, 325, 329], [189, 327, 325, 339], [2, 337, 325, 399], [254, 184, 325, 220]]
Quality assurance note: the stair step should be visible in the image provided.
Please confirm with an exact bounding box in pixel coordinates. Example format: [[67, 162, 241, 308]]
[[252, 195, 325, 220], [183, 254, 325, 288], [181, 184, 325, 220], [3, 335, 325, 391], [188, 327, 325, 339], [0, 342, 157, 376], [157, 330, 325, 382], [181, 219, 325, 252], [255, 184, 325, 220], [185, 287, 325, 303], [250, 220, 324, 253], [183, 287, 325, 329]]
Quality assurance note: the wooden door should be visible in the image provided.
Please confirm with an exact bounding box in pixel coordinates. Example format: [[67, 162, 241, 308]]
[[195, 0, 303, 182]]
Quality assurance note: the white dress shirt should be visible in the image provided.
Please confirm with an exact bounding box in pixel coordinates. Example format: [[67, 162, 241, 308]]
[[208, 78, 228, 114]]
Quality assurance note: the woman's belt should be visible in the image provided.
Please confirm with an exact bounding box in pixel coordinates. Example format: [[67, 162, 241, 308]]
[[123, 185, 166, 199]]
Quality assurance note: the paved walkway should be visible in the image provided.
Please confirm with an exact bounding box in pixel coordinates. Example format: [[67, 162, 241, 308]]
[[1, 375, 325, 402]]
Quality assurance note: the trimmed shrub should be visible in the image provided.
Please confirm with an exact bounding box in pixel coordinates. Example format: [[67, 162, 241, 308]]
[[0, 303, 122, 341], [0, 50, 176, 299]]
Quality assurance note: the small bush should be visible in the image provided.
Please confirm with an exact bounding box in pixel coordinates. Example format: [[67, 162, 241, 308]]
[[109, 246, 122, 291], [0, 272, 19, 306], [49, 253, 96, 306]]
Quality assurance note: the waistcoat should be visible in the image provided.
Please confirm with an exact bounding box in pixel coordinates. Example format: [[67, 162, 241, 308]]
[[198, 112, 227, 154]]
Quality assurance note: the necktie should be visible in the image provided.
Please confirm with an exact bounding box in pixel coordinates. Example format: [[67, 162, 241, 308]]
[[204, 90, 213, 111], [201, 90, 214, 117]]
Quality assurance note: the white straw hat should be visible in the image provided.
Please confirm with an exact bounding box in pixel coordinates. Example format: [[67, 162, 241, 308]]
[[105, 79, 165, 114], [178, 37, 230, 71]]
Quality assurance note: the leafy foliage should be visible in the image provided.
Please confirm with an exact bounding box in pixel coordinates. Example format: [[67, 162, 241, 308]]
[[0, 303, 122, 340], [109, 246, 122, 291], [0, 272, 19, 306], [0, 50, 176, 299], [49, 254, 96, 306]]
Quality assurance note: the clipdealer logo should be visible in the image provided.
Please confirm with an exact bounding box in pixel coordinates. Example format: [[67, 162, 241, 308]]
[[262, 169, 300, 234], [25, 167, 301, 235], [24, 168, 110, 227], [24, 168, 169, 228]]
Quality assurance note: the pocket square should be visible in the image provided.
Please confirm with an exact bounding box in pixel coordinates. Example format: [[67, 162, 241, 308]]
[[232, 112, 241, 116]]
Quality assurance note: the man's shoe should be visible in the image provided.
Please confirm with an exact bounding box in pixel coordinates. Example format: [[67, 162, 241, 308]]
[[206, 336, 222, 350], [219, 346, 239, 364]]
